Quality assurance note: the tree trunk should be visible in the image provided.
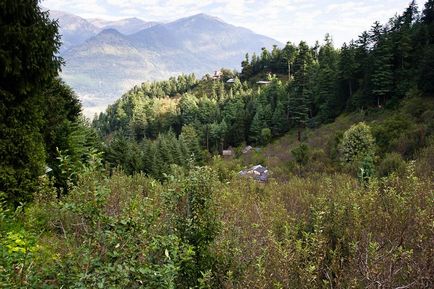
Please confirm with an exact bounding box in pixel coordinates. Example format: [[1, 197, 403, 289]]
[[288, 61, 291, 79], [206, 125, 209, 151]]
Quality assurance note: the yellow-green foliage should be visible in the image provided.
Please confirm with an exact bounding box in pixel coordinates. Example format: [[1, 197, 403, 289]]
[[1, 143, 433, 288], [213, 164, 433, 288], [339, 122, 376, 164]]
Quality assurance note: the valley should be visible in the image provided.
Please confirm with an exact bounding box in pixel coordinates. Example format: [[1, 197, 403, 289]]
[[50, 10, 281, 117]]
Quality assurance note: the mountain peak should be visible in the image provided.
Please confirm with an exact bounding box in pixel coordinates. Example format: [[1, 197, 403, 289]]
[[192, 13, 217, 18], [99, 28, 122, 35], [174, 13, 225, 24]]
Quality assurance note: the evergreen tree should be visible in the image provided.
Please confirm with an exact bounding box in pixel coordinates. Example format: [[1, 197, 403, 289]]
[[179, 125, 202, 163], [419, 0, 434, 93], [317, 34, 340, 121], [338, 42, 358, 108], [179, 93, 198, 125], [271, 100, 288, 136], [282, 42, 298, 79], [355, 31, 371, 104], [249, 102, 272, 144], [370, 24, 394, 106], [288, 41, 313, 141], [0, 0, 62, 204], [241, 53, 253, 79]]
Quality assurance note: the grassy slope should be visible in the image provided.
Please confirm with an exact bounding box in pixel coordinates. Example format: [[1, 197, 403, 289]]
[[237, 97, 434, 181]]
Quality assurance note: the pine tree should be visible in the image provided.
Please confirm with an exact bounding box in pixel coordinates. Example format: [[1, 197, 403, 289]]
[[179, 125, 202, 163], [339, 42, 358, 105], [317, 34, 339, 122], [0, 0, 62, 204], [271, 100, 288, 136], [370, 23, 393, 106], [352, 31, 371, 109], [419, 0, 434, 93], [249, 101, 272, 144], [288, 41, 313, 141], [241, 53, 253, 79], [167, 131, 184, 166]]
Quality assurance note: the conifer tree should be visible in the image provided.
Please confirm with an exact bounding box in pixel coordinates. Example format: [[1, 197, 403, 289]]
[[0, 0, 62, 204], [419, 0, 434, 93], [271, 101, 288, 136], [179, 125, 202, 163], [317, 34, 339, 121], [370, 23, 393, 106], [288, 41, 313, 141]]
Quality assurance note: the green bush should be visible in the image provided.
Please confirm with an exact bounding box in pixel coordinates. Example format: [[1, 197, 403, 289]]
[[260, 128, 272, 145], [416, 136, 434, 178], [358, 154, 375, 184], [339, 122, 376, 164], [401, 95, 431, 120], [291, 143, 310, 166], [378, 152, 406, 177], [371, 114, 413, 154]]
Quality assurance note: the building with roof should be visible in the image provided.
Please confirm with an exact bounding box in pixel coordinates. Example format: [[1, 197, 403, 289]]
[[239, 165, 269, 182]]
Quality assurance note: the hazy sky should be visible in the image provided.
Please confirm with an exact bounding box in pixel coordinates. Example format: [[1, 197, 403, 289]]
[[42, 0, 423, 46]]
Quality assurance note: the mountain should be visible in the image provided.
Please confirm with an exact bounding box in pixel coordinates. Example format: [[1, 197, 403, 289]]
[[52, 11, 282, 117], [131, 13, 278, 70], [49, 10, 99, 52], [88, 17, 159, 35], [61, 28, 166, 114]]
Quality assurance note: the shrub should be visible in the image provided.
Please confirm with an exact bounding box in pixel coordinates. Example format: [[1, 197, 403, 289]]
[[416, 136, 434, 178], [378, 152, 406, 177], [371, 114, 413, 154], [401, 95, 431, 120], [339, 122, 375, 164], [260, 128, 272, 145], [291, 143, 310, 166], [309, 148, 334, 174], [358, 154, 375, 184]]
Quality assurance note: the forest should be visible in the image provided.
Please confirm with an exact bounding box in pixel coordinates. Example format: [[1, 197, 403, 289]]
[[1, 0, 433, 288]]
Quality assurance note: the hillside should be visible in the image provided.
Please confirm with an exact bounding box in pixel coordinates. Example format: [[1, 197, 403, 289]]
[[238, 97, 434, 181]]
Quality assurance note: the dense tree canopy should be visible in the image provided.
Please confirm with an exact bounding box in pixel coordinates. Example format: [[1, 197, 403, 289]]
[[93, 0, 434, 176]]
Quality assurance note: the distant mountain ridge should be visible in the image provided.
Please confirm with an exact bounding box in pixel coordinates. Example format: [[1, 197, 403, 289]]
[[48, 10, 282, 117], [88, 17, 160, 35]]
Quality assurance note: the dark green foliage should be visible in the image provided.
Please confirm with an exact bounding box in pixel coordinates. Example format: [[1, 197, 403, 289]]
[[104, 126, 203, 180], [287, 41, 316, 140], [372, 114, 413, 154], [418, 46, 434, 93], [260, 128, 272, 145], [370, 22, 394, 106], [271, 100, 288, 136], [164, 166, 219, 288], [54, 119, 102, 194], [378, 152, 406, 177], [0, 0, 62, 204], [291, 143, 310, 166], [357, 154, 375, 185], [105, 134, 143, 175]]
